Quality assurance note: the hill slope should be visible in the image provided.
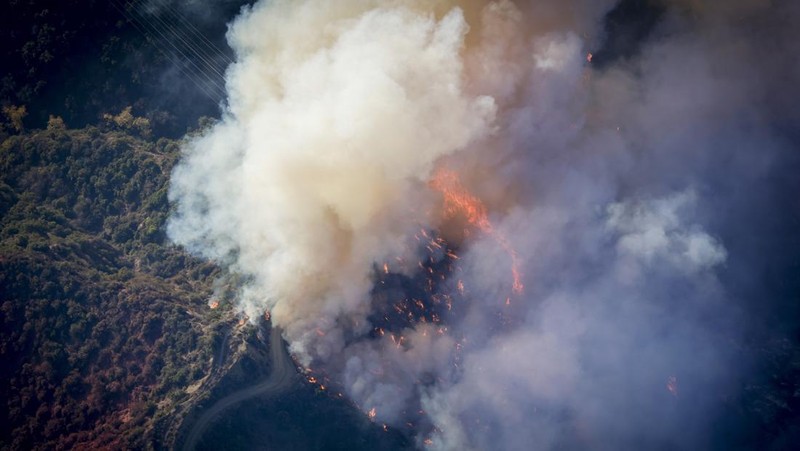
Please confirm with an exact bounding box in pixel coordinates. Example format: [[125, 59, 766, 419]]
[[0, 122, 224, 449]]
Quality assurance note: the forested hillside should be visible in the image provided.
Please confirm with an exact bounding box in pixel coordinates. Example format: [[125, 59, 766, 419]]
[[0, 119, 224, 449]]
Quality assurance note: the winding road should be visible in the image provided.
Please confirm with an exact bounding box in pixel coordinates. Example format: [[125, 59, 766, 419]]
[[181, 326, 295, 451]]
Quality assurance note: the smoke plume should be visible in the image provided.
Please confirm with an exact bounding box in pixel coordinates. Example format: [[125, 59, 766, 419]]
[[168, 0, 800, 449]]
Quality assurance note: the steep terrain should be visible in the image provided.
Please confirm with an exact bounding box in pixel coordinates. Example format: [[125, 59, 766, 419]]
[[0, 121, 229, 449]]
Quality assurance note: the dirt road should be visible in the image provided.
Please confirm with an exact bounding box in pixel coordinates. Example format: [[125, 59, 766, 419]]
[[180, 326, 295, 451]]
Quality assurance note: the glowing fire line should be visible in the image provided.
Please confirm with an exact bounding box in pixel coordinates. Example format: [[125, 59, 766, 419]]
[[430, 168, 524, 296]]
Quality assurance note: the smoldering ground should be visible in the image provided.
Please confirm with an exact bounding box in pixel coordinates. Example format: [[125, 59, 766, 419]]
[[168, 0, 800, 449]]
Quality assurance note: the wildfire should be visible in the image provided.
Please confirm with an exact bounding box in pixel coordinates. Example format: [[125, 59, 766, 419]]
[[302, 365, 334, 394], [368, 407, 377, 420], [429, 169, 492, 232], [208, 299, 220, 309], [429, 168, 524, 296]]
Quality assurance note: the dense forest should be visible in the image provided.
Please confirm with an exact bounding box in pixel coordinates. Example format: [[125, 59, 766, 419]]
[[0, 4, 245, 447], [0, 114, 230, 449]]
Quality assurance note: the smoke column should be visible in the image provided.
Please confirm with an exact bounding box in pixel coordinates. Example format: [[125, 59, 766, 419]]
[[168, 0, 800, 449]]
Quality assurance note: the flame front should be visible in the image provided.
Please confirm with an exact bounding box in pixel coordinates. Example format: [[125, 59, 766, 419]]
[[430, 168, 524, 296]]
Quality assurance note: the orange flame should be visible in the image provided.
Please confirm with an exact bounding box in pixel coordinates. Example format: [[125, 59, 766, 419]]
[[430, 168, 524, 295], [430, 169, 492, 232]]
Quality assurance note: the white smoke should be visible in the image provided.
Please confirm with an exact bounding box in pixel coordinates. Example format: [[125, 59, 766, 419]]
[[168, 0, 799, 449], [169, 1, 496, 362]]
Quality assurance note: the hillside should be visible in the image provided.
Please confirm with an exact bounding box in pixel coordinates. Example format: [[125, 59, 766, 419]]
[[0, 119, 407, 450], [0, 120, 225, 449]]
